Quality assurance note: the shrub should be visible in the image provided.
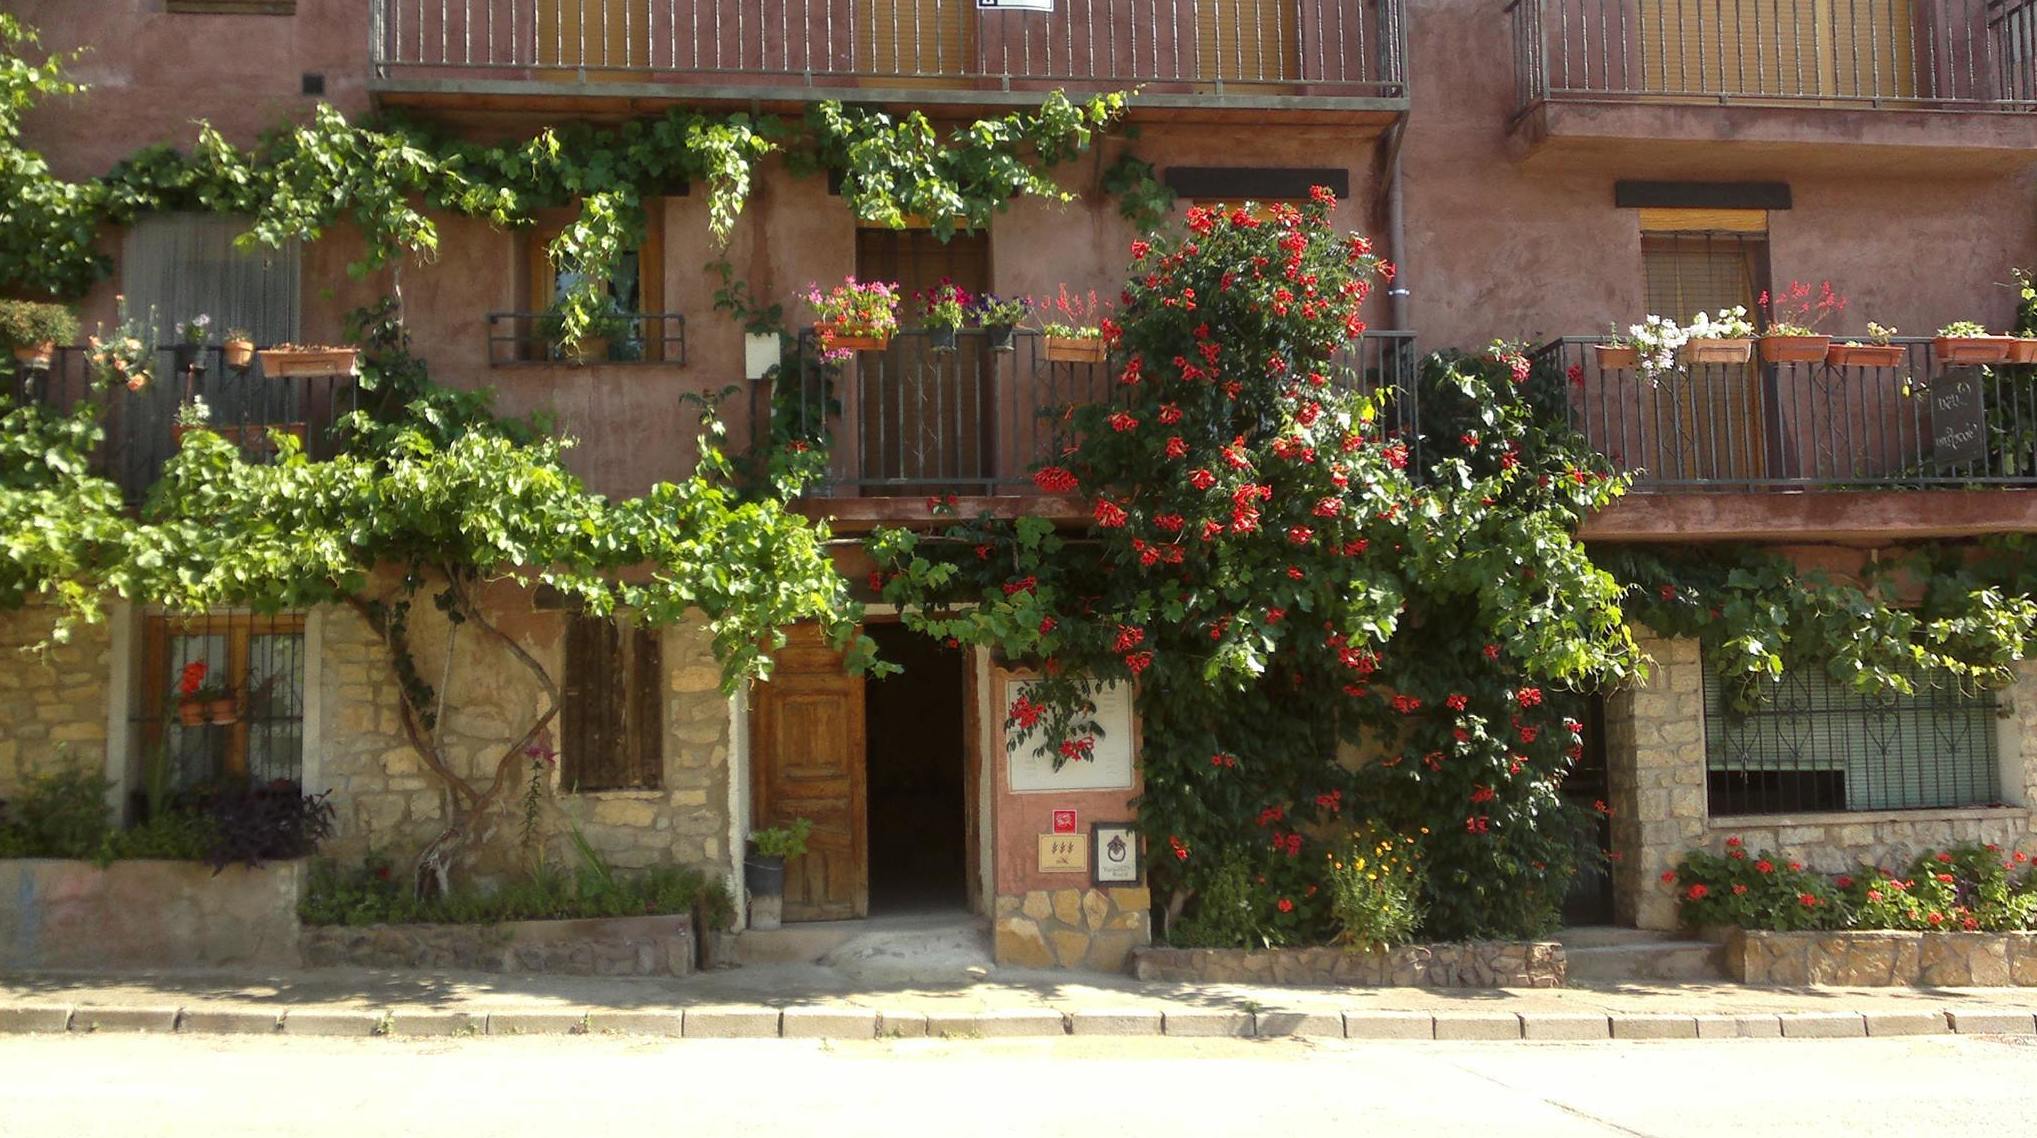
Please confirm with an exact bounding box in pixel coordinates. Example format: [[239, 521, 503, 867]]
[[299, 855, 736, 930], [0, 300, 79, 350], [0, 768, 113, 859], [1667, 840, 1841, 931], [1326, 827, 1422, 950], [0, 769, 329, 869], [1669, 839, 2037, 932], [185, 779, 336, 870]]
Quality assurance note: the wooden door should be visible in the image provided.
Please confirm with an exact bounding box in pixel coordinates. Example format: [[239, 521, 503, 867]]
[[751, 625, 868, 921], [1643, 234, 1769, 482]]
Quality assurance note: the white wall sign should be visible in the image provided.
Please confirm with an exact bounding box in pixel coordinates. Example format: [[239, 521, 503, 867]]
[[1006, 678, 1135, 793], [978, 0, 1055, 9]]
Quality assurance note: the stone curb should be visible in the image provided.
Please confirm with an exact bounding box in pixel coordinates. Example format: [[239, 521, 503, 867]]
[[27, 1002, 2037, 1042]]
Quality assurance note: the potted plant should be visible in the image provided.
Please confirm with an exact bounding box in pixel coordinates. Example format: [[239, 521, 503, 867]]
[[173, 659, 233, 727], [978, 293, 1029, 353], [1622, 314, 1687, 383], [1678, 306, 1754, 365], [1934, 320, 2014, 365], [87, 295, 156, 392], [169, 395, 211, 447], [1757, 281, 1842, 363], [222, 328, 256, 372], [1593, 323, 1640, 371], [537, 299, 633, 365], [1827, 323, 1906, 369], [258, 342, 361, 377], [1036, 284, 1111, 363], [806, 277, 899, 361], [916, 279, 972, 353], [0, 300, 78, 371], [743, 816, 812, 931], [174, 314, 211, 378]]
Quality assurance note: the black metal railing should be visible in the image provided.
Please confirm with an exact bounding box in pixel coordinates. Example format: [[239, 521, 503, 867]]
[[486, 311, 687, 366], [370, 0, 1406, 101], [1533, 335, 2037, 488], [753, 327, 1418, 497], [4, 346, 361, 505], [1508, 0, 2037, 115]]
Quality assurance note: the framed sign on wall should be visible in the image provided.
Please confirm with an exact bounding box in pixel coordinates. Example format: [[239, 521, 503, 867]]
[[1002, 675, 1135, 793], [1091, 822, 1140, 886]]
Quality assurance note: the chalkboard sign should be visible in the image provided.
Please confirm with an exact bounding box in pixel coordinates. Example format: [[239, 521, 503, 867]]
[[1931, 367, 1988, 469]]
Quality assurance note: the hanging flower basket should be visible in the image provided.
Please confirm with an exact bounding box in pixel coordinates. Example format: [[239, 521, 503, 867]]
[[1758, 334, 1831, 364], [1045, 335, 1106, 363], [983, 323, 1017, 353], [10, 341, 54, 370], [206, 697, 239, 726], [258, 347, 359, 377], [926, 326, 959, 354], [815, 324, 891, 353], [1678, 338, 1752, 365], [1934, 336, 2014, 365], [1592, 344, 1639, 371], [176, 697, 207, 727], [1825, 343, 1906, 369]]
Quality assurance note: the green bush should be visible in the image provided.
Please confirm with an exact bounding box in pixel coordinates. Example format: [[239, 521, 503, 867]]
[[1326, 828, 1423, 950], [0, 300, 78, 350], [300, 855, 737, 931], [1670, 840, 2037, 932], [0, 768, 114, 860]]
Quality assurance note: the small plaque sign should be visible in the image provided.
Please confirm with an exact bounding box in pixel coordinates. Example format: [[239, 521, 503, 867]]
[[1039, 833, 1086, 873], [1931, 367, 1988, 468], [1092, 822, 1140, 886], [1052, 808, 1078, 835], [978, 0, 1054, 9]]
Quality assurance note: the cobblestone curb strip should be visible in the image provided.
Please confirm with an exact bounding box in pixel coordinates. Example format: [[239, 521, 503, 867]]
[[7, 1004, 2037, 1040]]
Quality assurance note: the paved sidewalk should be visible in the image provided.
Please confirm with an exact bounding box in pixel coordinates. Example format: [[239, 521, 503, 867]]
[[5, 965, 2037, 1041]]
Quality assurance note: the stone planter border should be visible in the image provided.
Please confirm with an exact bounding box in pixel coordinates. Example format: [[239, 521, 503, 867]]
[[1129, 940, 1565, 988], [1730, 928, 2037, 987], [301, 912, 697, 977], [1, 858, 304, 970]]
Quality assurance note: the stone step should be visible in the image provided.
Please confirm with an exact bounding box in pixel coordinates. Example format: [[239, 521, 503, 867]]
[[1554, 926, 1701, 950], [735, 911, 993, 985], [1566, 941, 1730, 984]]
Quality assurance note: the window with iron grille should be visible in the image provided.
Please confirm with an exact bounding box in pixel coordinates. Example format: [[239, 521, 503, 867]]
[[1702, 655, 2004, 817], [560, 614, 663, 793], [138, 613, 306, 793], [121, 213, 301, 346]]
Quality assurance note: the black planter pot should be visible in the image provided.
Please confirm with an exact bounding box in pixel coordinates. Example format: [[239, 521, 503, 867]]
[[744, 853, 786, 897], [983, 323, 1016, 352], [927, 326, 958, 353], [173, 343, 206, 381]]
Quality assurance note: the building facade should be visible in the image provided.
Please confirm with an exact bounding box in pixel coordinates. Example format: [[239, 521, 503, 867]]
[[6, 0, 2037, 967]]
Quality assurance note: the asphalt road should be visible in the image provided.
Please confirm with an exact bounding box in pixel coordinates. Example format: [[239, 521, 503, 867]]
[[6, 1033, 2037, 1136]]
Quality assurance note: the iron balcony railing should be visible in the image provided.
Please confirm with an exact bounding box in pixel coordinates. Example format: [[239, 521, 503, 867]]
[[1533, 335, 2037, 489], [755, 327, 1417, 497], [485, 311, 687, 366], [4, 346, 361, 505], [1507, 0, 2037, 115], [370, 0, 1406, 100]]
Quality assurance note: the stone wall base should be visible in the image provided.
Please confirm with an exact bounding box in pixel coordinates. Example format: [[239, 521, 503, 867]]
[[1, 859, 303, 970], [1129, 941, 1566, 988], [1732, 929, 2037, 986], [301, 913, 696, 977], [993, 888, 1151, 971]]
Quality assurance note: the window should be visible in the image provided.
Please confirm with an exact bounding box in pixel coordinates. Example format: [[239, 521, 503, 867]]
[[1703, 657, 2004, 816], [121, 214, 300, 346], [1640, 224, 1771, 482], [518, 203, 667, 362], [139, 613, 307, 791], [560, 615, 663, 792]]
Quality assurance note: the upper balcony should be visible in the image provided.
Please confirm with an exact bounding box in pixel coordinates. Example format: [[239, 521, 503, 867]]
[[1505, 0, 2037, 174], [367, 0, 1408, 123]]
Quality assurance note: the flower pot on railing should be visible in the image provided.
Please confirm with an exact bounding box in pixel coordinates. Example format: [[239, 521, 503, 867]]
[[927, 326, 958, 354], [206, 697, 239, 726], [1758, 334, 1831, 364], [1825, 343, 1906, 368], [1678, 338, 1752, 365], [173, 343, 206, 381], [2010, 338, 2037, 364], [815, 324, 891, 353], [1592, 344, 1639, 371], [222, 338, 256, 372], [176, 697, 207, 728], [983, 323, 1016, 353], [10, 341, 54, 371], [1933, 336, 2014, 365], [258, 347, 359, 377], [1045, 335, 1106, 363]]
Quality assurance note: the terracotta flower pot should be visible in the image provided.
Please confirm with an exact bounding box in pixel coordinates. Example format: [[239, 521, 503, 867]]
[[1934, 336, 2014, 365], [223, 339, 256, 371], [1825, 343, 1907, 369], [206, 697, 238, 726], [176, 698, 207, 727], [11, 341, 54, 370], [1758, 334, 1832, 364], [1044, 335, 1106, 363], [1593, 344, 1639, 371], [2010, 338, 2037, 364], [1679, 338, 1752, 366], [257, 348, 360, 377], [815, 324, 891, 353]]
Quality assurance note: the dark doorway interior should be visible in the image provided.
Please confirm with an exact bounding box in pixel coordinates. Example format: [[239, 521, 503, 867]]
[[864, 623, 969, 913], [1560, 695, 1616, 926]]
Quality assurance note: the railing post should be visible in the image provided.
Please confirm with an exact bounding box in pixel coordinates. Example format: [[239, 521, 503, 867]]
[[369, 0, 388, 74]]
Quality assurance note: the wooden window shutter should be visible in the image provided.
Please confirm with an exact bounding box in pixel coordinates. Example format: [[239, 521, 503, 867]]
[[563, 614, 662, 792], [629, 625, 664, 789]]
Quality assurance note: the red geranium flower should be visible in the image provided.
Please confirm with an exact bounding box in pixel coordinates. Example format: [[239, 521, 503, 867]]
[[1685, 883, 1709, 901]]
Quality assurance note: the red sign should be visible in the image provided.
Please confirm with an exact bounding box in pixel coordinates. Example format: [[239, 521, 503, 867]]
[[1052, 809, 1078, 835]]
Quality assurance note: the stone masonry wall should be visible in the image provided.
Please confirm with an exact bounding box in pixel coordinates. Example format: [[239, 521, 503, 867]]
[[316, 591, 733, 886], [0, 608, 112, 797], [993, 887, 1151, 971], [301, 913, 695, 977], [1611, 641, 2037, 931], [1733, 929, 2037, 987]]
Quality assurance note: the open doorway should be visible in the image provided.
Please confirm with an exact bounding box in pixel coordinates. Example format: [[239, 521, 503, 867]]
[[863, 623, 970, 914]]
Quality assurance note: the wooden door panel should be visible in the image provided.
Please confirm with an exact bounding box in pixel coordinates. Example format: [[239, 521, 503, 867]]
[[752, 628, 867, 921]]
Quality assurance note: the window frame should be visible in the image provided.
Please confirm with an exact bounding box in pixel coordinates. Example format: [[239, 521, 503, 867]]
[[559, 613, 665, 794], [139, 612, 308, 787], [521, 201, 666, 362]]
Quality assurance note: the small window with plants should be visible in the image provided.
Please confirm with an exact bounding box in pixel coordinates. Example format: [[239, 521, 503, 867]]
[[139, 612, 307, 799]]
